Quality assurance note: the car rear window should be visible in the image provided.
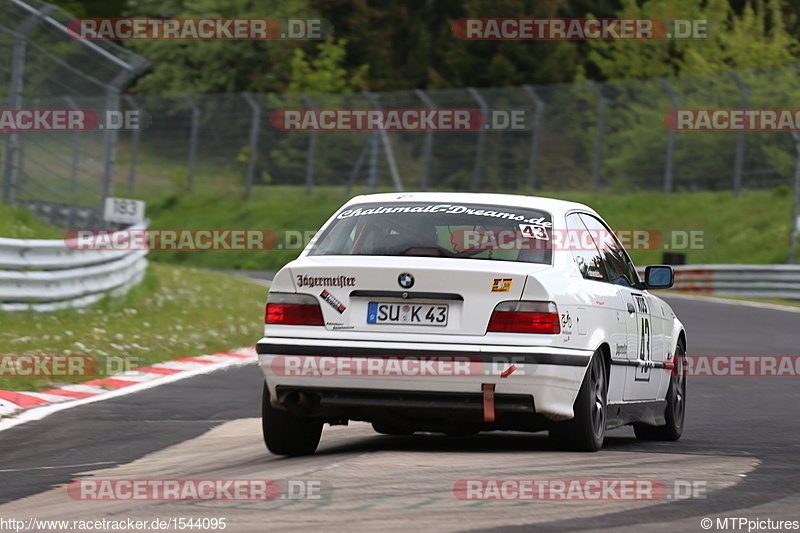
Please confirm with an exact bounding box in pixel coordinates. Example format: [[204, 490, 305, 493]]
[[308, 202, 553, 264]]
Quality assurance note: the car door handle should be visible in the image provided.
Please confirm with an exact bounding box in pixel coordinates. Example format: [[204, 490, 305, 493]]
[[627, 303, 636, 314]]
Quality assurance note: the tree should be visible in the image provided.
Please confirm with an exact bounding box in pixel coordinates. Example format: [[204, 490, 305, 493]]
[[286, 37, 367, 94], [309, 0, 464, 90], [570, 0, 800, 192], [425, 0, 582, 88], [581, 0, 799, 81], [47, 0, 127, 18], [123, 0, 315, 94]]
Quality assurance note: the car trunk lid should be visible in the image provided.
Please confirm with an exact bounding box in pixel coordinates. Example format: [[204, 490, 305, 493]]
[[285, 256, 550, 335]]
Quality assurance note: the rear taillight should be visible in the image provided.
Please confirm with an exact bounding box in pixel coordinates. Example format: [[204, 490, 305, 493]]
[[487, 301, 560, 334], [265, 293, 324, 326]]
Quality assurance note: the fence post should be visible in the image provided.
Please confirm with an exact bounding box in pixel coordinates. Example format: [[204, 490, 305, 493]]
[[63, 97, 82, 194], [16, 122, 26, 194], [362, 90, 403, 192], [100, 85, 120, 204], [789, 131, 800, 264], [100, 59, 147, 211], [727, 71, 748, 195], [414, 89, 435, 191], [586, 82, 606, 193], [467, 87, 488, 191], [367, 130, 380, 193], [301, 94, 317, 196], [659, 79, 679, 194], [242, 92, 261, 200], [123, 95, 141, 195], [344, 140, 371, 199], [2, 3, 56, 204], [16, 94, 34, 190], [182, 94, 200, 192], [522, 85, 545, 191]]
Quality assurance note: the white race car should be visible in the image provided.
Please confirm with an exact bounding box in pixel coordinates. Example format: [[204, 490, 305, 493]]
[[257, 193, 686, 455]]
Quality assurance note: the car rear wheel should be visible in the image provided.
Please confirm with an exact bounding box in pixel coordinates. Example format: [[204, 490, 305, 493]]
[[634, 343, 686, 441], [262, 384, 323, 456], [549, 349, 607, 451]]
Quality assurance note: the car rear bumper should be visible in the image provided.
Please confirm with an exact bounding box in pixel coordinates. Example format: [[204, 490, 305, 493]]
[[257, 337, 594, 422], [274, 386, 540, 430]]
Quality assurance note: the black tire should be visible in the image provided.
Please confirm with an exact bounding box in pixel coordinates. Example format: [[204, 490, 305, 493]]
[[372, 422, 414, 436], [444, 428, 479, 437], [549, 350, 607, 451], [634, 343, 686, 441], [262, 384, 323, 456]]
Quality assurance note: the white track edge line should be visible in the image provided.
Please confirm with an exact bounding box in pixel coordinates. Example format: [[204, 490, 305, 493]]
[[0, 356, 258, 434]]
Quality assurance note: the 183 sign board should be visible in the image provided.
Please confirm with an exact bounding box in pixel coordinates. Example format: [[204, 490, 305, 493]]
[[104, 197, 145, 224]]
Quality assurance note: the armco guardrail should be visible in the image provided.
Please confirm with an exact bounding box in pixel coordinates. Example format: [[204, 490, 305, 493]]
[[0, 223, 148, 312], [640, 264, 800, 300], [20, 200, 106, 231]]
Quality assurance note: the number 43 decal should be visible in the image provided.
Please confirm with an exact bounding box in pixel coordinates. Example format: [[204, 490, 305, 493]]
[[639, 317, 650, 361], [636, 317, 653, 381]]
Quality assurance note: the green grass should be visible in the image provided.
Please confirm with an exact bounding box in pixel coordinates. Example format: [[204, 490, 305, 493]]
[[0, 263, 267, 392], [0, 204, 63, 239], [556, 189, 793, 265], [140, 186, 795, 271], [144, 185, 360, 271]]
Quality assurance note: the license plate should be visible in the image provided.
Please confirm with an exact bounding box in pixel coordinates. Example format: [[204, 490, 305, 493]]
[[367, 302, 448, 326]]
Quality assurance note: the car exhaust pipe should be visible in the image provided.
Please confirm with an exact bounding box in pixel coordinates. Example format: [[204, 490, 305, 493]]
[[283, 389, 320, 412]]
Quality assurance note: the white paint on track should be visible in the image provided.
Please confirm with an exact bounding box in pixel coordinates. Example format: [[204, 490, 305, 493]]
[[54, 384, 113, 395], [0, 348, 258, 434], [0, 461, 117, 473]]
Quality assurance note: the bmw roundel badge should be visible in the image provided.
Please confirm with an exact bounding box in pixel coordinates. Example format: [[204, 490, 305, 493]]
[[398, 273, 414, 289]]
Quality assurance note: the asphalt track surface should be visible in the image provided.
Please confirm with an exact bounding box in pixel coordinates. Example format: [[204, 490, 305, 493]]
[[1, 295, 799, 532]]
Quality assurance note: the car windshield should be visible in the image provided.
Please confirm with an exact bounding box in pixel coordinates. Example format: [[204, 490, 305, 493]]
[[308, 202, 553, 264]]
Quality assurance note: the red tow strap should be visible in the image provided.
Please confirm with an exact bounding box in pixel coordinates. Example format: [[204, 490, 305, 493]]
[[483, 365, 517, 422], [482, 383, 495, 423]]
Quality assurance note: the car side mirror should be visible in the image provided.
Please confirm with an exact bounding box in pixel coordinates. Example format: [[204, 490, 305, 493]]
[[643, 265, 674, 289]]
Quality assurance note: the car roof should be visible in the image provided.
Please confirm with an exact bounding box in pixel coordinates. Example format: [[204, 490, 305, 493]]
[[346, 192, 598, 218]]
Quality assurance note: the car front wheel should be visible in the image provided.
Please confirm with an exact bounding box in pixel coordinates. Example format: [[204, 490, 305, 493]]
[[262, 384, 323, 456], [549, 349, 607, 451]]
